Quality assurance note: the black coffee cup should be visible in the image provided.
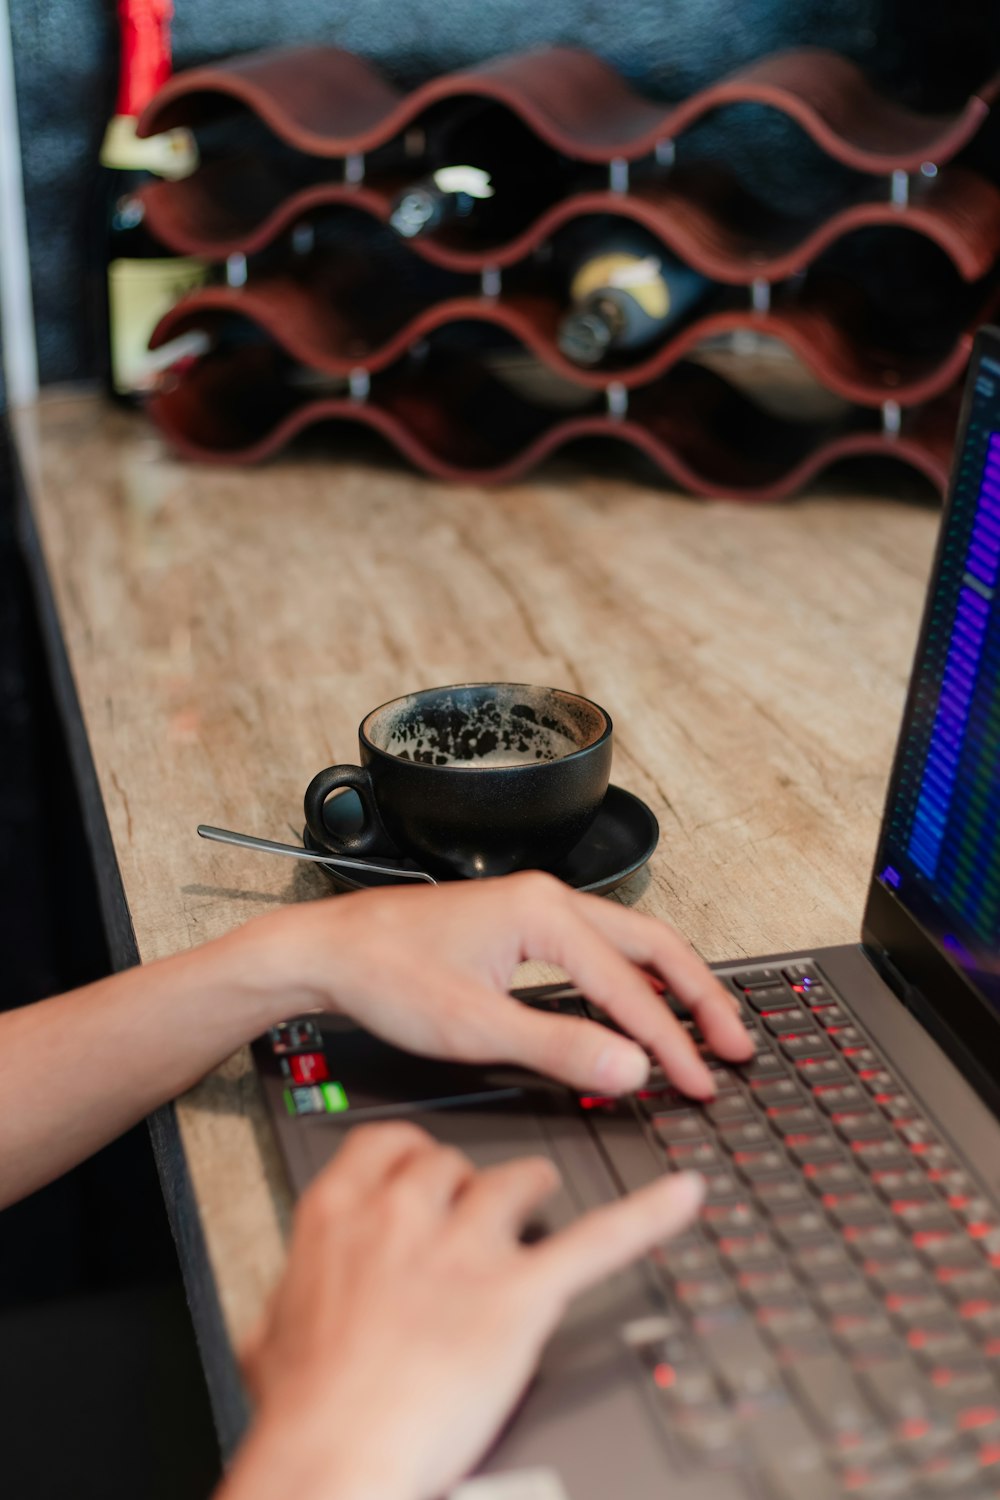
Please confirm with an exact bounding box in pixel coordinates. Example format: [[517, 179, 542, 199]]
[[304, 682, 613, 879]]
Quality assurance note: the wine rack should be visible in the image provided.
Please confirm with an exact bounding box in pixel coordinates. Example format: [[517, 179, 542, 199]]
[[137, 43, 1000, 498]]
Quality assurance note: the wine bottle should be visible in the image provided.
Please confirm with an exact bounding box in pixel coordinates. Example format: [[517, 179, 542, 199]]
[[387, 104, 582, 243], [557, 224, 710, 366], [94, 0, 207, 402]]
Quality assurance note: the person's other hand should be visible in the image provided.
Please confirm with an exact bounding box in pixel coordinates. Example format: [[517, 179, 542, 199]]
[[243, 874, 753, 1100], [234, 1123, 705, 1500]]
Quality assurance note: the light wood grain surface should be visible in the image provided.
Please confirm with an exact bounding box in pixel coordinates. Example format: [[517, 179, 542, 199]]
[[13, 391, 941, 1412]]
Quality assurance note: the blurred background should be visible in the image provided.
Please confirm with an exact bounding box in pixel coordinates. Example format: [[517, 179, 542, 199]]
[[2, 3, 1000, 1497], [4, 0, 1000, 399]]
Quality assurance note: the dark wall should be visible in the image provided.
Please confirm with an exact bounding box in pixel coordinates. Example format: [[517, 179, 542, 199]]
[[8, 0, 1000, 387]]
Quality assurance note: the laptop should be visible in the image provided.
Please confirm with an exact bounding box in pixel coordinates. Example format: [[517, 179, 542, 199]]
[[254, 327, 1000, 1500]]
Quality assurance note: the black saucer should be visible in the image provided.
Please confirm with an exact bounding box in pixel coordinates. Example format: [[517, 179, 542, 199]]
[[304, 783, 659, 897]]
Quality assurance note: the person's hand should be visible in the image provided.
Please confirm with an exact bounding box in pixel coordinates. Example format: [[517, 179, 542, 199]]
[[241, 873, 753, 1100], [228, 1123, 705, 1500]]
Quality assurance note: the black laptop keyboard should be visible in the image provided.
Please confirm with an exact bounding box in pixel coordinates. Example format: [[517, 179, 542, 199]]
[[584, 961, 1000, 1499]]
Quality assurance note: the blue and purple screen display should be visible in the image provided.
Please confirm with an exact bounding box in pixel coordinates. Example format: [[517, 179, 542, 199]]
[[878, 353, 1000, 1003]]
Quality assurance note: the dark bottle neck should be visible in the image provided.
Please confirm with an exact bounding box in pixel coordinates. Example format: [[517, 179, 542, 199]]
[[557, 295, 626, 365], [389, 166, 494, 239]]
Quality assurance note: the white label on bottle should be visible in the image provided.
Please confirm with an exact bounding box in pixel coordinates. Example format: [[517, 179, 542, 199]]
[[450, 1471, 569, 1500], [100, 116, 199, 179], [108, 256, 208, 395], [432, 165, 494, 198], [570, 252, 669, 319]]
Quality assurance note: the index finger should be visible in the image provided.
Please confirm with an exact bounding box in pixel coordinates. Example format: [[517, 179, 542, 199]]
[[525, 1171, 705, 1305], [572, 894, 754, 1066]]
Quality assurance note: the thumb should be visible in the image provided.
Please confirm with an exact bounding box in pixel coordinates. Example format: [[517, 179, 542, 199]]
[[478, 991, 650, 1095]]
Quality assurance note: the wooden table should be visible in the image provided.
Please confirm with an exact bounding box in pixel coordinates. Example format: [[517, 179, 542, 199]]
[[13, 390, 940, 1451]]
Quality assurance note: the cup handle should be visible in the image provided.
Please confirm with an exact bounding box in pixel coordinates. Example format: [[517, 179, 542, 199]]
[[304, 764, 393, 858]]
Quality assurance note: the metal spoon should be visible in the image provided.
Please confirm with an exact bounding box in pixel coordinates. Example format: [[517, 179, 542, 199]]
[[197, 824, 437, 884]]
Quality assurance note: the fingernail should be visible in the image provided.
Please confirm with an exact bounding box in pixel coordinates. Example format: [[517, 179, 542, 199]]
[[594, 1042, 648, 1093]]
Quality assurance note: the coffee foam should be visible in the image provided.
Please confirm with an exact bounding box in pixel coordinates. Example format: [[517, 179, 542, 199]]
[[365, 685, 605, 768]]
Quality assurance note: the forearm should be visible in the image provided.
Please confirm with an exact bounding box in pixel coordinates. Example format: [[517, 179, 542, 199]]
[[216, 1404, 413, 1500], [0, 907, 319, 1207]]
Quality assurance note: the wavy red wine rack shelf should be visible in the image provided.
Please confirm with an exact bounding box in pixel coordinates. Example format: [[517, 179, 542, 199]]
[[140, 44, 1000, 173], [149, 350, 958, 497], [139, 44, 1000, 496]]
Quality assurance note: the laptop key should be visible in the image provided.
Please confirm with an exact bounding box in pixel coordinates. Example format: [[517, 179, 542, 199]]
[[828, 1025, 865, 1049], [872, 1168, 936, 1201], [652, 1111, 708, 1143], [704, 1093, 755, 1124], [700, 1168, 744, 1203], [701, 1201, 758, 1235], [833, 1314, 893, 1350], [914, 1230, 980, 1267], [666, 1140, 720, 1170], [954, 1197, 1000, 1228], [703, 1062, 742, 1094], [656, 1241, 720, 1277], [718, 1119, 772, 1150], [907, 1325, 976, 1363], [833, 1110, 893, 1141], [877, 1093, 917, 1121], [781, 1033, 833, 1060], [771, 1207, 830, 1246], [784, 962, 823, 987], [844, 1046, 880, 1071], [960, 1300, 1000, 1337], [891, 1200, 957, 1232], [852, 1137, 909, 1168], [814, 1081, 867, 1111], [937, 1266, 1000, 1299], [749, 1076, 801, 1105], [755, 1175, 810, 1210], [864, 1256, 928, 1291], [742, 1052, 785, 1077], [734, 1148, 788, 1180], [730, 968, 784, 990], [932, 1168, 974, 1199], [844, 1224, 905, 1257], [756, 1303, 822, 1340], [763, 1007, 812, 1033], [675, 1278, 742, 1314], [817, 1279, 880, 1312], [860, 1069, 896, 1093], [838, 1463, 911, 1497], [745, 987, 800, 1013], [785, 1131, 844, 1164], [764, 1105, 817, 1133], [885, 1290, 952, 1325], [812, 1004, 849, 1028], [795, 1240, 853, 1281], [804, 1159, 860, 1191], [915, 1448, 984, 1494], [822, 1191, 885, 1227], [738, 1266, 802, 1304], [718, 1232, 780, 1268], [797, 1057, 849, 1084]]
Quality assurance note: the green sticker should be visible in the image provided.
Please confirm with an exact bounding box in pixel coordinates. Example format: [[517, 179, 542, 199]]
[[283, 1087, 296, 1117], [322, 1082, 349, 1113]]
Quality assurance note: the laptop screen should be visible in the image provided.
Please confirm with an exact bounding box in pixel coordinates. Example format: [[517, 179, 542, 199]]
[[874, 345, 1000, 1012]]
